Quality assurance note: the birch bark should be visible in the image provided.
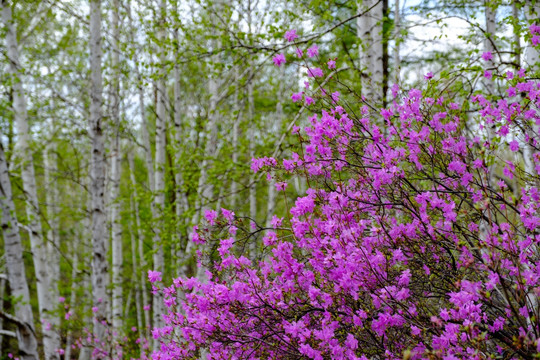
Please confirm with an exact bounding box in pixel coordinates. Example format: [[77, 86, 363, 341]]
[[89, 0, 108, 346], [152, 0, 168, 334], [110, 0, 123, 341], [0, 135, 38, 360], [1, 2, 60, 358], [357, 0, 384, 103]]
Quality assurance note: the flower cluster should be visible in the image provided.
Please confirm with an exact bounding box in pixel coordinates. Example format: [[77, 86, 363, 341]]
[[148, 31, 540, 360]]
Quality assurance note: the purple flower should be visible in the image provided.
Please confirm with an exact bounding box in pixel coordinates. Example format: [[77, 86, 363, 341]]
[[307, 67, 323, 77], [307, 44, 318, 57], [291, 92, 302, 102], [481, 51, 493, 61], [295, 48, 303, 58], [327, 59, 336, 69], [305, 96, 314, 105], [284, 29, 298, 42], [275, 182, 288, 191], [272, 53, 286, 67], [204, 209, 217, 225], [424, 71, 433, 80], [509, 140, 519, 152], [148, 270, 162, 283]]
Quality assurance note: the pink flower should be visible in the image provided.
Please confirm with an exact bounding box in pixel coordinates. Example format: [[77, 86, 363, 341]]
[[270, 215, 283, 228], [305, 96, 314, 105], [509, 140, 519, 152], [58, 296, 66, 303], [532, 35, 540, 46], [484, 70, 492, 79], [92, 306, 99, 313], [295, 48, 303, 58], [307, 44, 318, 57], [331, 91, 340, 103], [272, 53, 286, 67], [327, 59, 336, 69], [132, 326, 137, 332], [143, 304, 150, 311], [481, 51, 493, 61], [424, 71, 433, 80], [65, 311, 72, 320], [148, 270, 162, 283], [204, 209, 217, 225], [275, 182, 288, 191], [284, 29, 298, 42], [307, 67, 323, 77], [291, 92, 302, 102]]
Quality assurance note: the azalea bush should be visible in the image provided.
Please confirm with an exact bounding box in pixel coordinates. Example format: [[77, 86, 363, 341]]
[[148, 27, 540, 360]]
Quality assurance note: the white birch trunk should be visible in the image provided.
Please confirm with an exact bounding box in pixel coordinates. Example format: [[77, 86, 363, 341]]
[[173, 0, 188, 269], [152, 0, 167, 336], [357, 0, 384, 103], [0, 135, 39, 360], [484, 0, 496, 95], [523, 1, 539, 178], [128, 152, 150, 337], [1, 2, 60, 358], [393, 0, 400, 83], [44, 141, 60, 314], [89, 0, 108, 346], [110, 0, 123, 342], [230, 68, 241, 211]]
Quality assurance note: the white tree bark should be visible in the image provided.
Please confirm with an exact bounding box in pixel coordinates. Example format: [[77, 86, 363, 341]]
[[152, 0, 167, 336], [0, 135, 39, 360], [89, 0, 108, 346], [393, 0, 400, 83], [357, 0, 384, 103], [128, 152, 150, 339], [1, 2, 60, 358], [523, 0, 539, 178], [484, 0, 496, 95], [110, 0, 123, 342]]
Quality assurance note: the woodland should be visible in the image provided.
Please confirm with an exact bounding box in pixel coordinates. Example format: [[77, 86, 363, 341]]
[[1, 0, 540, 359]]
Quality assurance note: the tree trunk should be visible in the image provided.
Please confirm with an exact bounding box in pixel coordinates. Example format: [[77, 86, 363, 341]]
[[152, 0, 168, 338], [89, 0, 108, 346], [1, 2, 60, 358], [110, 0, 123, 343], [128, 152, 149, 341], [357, 0, 384, 104], [484, 0, 496, 95], [0, 135, 39, 360], [393, 0, 400, 83]]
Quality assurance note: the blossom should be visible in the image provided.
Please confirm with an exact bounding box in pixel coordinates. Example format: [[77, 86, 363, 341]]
[[204, 209, 217, 225], [424, 71, 433, 80], [295, 48, 303, 58], [58, 296, 65, 303], [481, 51, 493, 61], [284, 29, 298, 42], [484, 70, 492, 79], [307, 67, 323, 77], [532, 35, 540, 46], [272, 53, 285, 67], [275, 182, 288, 191], [148, 270, 162, 283], [291, 92, 302, 102], [327, 59, 336, 69], [307, 44, 318, 57], [509, 140, 519, 152], [305, 96, 314, 105]]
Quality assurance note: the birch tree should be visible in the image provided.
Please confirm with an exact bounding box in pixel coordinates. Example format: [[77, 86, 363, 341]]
[[357, 0, 384, 103], [89, 0, 108, 346], [1, 1, 61, 358], [0, 135, 38, 360], [110, 0, 123, 342], [152, 0, 168, 334]]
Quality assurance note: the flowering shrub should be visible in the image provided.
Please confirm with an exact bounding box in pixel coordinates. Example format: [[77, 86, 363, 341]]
[[149, 29, 540, 359]]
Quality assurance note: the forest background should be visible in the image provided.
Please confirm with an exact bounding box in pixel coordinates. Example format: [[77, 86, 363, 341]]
[[0, 0, 539, 359]]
